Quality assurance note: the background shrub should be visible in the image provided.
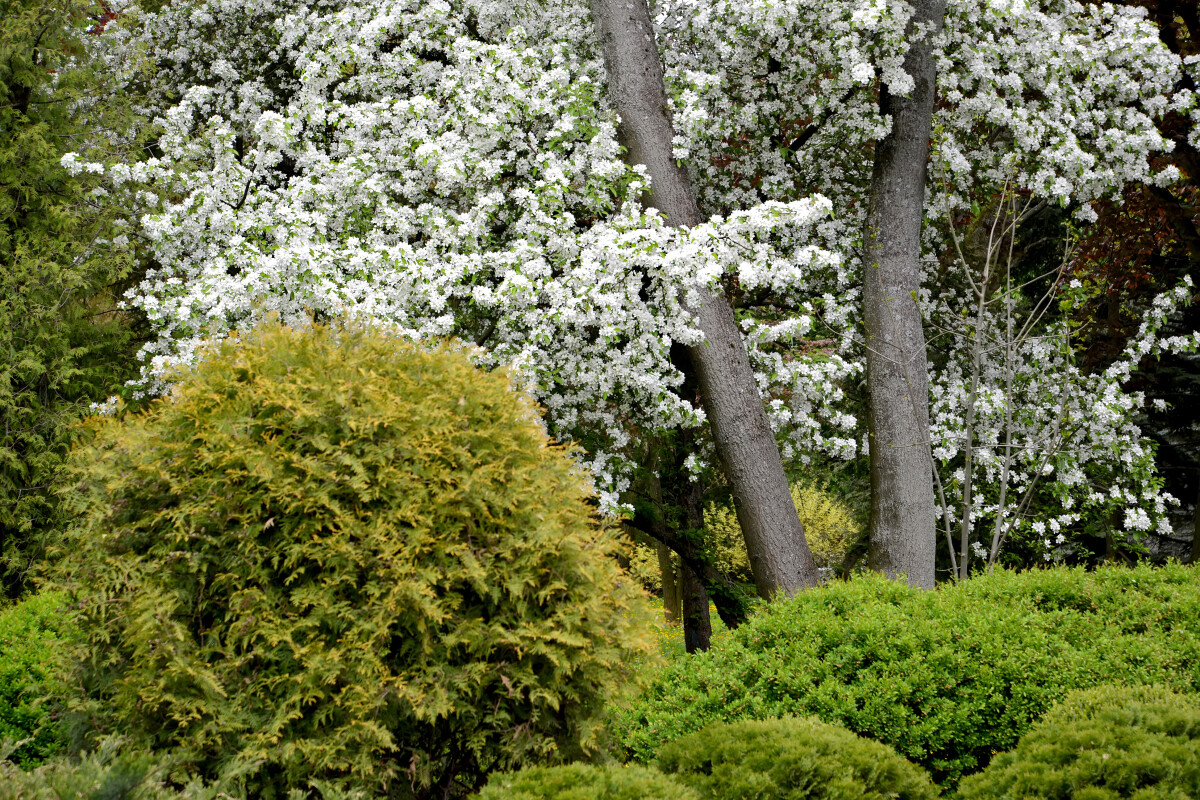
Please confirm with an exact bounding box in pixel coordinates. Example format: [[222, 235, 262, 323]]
[[0, 739, 204, 800], [629, 481, 861, 593], [706, 481, 861, 579], [613, 564, 1200, 788], [656, 717, 937, 800], [0, 591, 73, 767], [54, 321, 655, 798], [0, 0, 145, 599], [956, 685, 1200, 799], [478, 763, 697, 800]]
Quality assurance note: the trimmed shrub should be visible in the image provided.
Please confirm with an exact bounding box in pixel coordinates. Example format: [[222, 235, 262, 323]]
[[613, 564, 1200, 788], [656, 717, 937, 800], [478, 763, 697, 800], [957, 685, 1200, 799], [0, 592, 73, 767], [53, 321, 655, 798]]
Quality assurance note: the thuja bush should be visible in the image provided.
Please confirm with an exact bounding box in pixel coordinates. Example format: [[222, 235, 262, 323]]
[[613, 564, 1200, 788], [957, 685, 1200, 799], [0, 592, 73, 767], [656, 717, 937, 800], [53, 321, 655, 798], [478, 763, 697, 800], [0, 738, 215, 800]]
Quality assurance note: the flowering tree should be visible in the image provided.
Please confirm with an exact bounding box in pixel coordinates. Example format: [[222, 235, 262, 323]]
[[81, 0, 1200, 586], [658, 0, 1194, 572], [589, 0, 821, 603]]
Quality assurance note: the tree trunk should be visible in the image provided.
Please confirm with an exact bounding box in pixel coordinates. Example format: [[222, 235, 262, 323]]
[[680, 562, 712, 653], [862, 0, 946, 590], [589, 0, 820, 598], [1191, 470, 1200, 564], [656, 542, 681, 622]]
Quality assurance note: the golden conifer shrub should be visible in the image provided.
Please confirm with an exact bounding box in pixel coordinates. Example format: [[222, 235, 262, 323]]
[[54, 321, 655, 798], [698, 482, 860, 585]]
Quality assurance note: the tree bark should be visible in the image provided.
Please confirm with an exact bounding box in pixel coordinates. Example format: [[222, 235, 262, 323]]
[[1191, 469, 1200, 565], [862, 0, 946, 589], [589, 0, 820, 598], [655, 541, 681, 622], [680, 562, 712, 653]]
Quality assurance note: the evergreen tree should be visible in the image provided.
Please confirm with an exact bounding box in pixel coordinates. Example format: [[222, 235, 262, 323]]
[[0, 0, 142, 597]]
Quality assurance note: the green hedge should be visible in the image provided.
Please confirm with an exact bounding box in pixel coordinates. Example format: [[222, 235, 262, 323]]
[[656, 717, 937, 800], [957, 685, 1200, 799], [614, 564, 1200, 788], [479, 763, 698, 800], [0, 592, 73, 767]]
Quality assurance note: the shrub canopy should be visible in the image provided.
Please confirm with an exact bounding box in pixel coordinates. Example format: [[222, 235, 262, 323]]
[[705, 481, 861, 580], [0, 592, 73, 766], [479, 763, 697, 800], [957, 685, 1200, 799], [613, 564, 1200, 788], [55, 321, 655, 798], [656, 716, 937, 800]]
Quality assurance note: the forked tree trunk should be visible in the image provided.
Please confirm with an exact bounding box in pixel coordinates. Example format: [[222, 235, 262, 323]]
[[862, 0, 946, 589], [589, 0, 820, 597]]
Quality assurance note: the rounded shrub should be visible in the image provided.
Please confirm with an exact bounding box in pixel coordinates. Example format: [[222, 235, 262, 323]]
[[630, 481, 861, 594], [0, 591, 74, 767], [706, 481, 861, 580], [478, 763, 697, 800], [957, 685, 1200, 799], [656, 717, 937, 800], [0, 738, 210, 800], [54, 321, 655, 798], [613, 564, 1200, 789]]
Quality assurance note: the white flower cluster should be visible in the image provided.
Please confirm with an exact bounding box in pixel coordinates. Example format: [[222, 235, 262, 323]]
[[98, 0, 855, 509], [929, 275, 1198, 561], [933, 0, 1179, 222], [92, 0, 1196, 548]]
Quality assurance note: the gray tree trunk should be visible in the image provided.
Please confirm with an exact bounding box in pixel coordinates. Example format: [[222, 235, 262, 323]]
[[862, 0, 946, 589], [589, 0, 820, 597]]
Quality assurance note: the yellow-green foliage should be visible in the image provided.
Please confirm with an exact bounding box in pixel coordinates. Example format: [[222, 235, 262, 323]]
[[656, 717, 938, 800], [479, 763, 698, 800], [0, 738, 219, 800], [0, 592, 74, 767], [627, 542, 667, 594], [707, 481, 859, 581], [54, 321, 655, 798], [631, 482, 859, 593]]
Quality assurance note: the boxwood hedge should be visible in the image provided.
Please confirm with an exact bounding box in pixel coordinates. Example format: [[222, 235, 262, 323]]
[[957, 684, 1200, 799], [613, 564, 1200, 788]]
